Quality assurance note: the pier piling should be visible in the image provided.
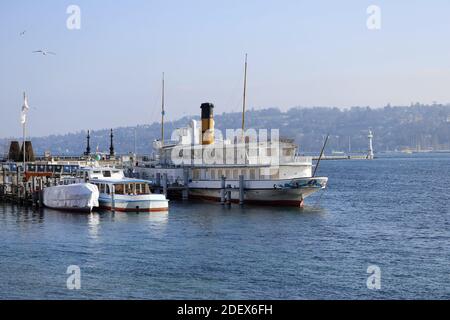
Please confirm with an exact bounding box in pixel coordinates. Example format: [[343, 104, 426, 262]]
[[220, 176, 226, 205], [111, 185, 116, 212], [156, 173, 161, 193], [226, 184, 232, 206], [182, 169, 189, 200], [239, 175, 244, 205], [162, 173, 168, 197]]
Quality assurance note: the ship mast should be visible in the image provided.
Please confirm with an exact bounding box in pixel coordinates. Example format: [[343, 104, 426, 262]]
[[161, 72, 165, 146], [241, 54, 248, 137]]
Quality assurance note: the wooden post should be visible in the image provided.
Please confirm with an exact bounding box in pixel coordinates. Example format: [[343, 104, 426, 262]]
[[31, 190, 36, 207], [38, 189, 43, 208], [16, 167, 20, 202], [111, 184, 116, 212], [239, 175, 245, 205], [156, 172, 161, 194], [182, 168, 189, 200], [226, 184, 232, 206], [220, 176, 226, 205], [24, 180, 28, 205], [162, 173, 168, 197]]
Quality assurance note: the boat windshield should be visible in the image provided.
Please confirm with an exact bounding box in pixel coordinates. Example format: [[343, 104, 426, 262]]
[[113, 182, 150, 195]]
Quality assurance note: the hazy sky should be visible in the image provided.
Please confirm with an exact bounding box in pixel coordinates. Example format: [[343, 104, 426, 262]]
[[1, 0, 450, 138]]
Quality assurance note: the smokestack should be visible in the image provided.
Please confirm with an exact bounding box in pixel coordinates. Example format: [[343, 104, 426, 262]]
[[200, 103, 215, 145]]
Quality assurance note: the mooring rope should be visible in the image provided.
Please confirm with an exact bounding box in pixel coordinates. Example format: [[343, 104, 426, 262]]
[[313, 189, 326, 209]]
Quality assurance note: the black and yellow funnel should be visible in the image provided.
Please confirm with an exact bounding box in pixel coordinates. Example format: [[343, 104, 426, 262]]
[[200, 102, 215, 145]]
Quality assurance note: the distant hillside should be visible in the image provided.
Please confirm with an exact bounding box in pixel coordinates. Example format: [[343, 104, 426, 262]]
[[1, 104, 450, 157]]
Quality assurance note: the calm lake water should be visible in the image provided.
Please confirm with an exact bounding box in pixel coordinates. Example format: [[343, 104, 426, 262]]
[[0, 153, 449, 299]]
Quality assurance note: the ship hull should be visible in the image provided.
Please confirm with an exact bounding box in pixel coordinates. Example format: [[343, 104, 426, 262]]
[[187, 177, 327, 207], [98, 195, 169, 212]]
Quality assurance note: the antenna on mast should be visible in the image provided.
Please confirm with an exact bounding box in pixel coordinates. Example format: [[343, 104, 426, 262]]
[[241, 54, 248, 137]]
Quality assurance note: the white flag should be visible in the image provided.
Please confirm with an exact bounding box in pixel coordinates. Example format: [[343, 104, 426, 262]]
[[20, 92, 29, 125]]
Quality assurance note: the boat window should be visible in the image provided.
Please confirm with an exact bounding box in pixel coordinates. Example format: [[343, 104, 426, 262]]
[[125, 183, 134, 195], [211, 170, 216, 180], [193, 169, 200, 180], [259, 168, 269, 180], [225, 170, 230, 179], [93, 170, 101, 174], [103, 171, 111, 177], [218, 169, 223, 179], [114, 184, 124, 195], [270, 168, 279, 179], [137, 183, 149, 195], [233, 169, 238, 180], [106, 185, 110, 194], [250, 169, 256, 180], [100, 184, 105, 193]]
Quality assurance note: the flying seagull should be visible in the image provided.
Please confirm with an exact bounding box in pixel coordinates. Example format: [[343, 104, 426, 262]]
[[20, 30, 26, 36], [32, 50, 56, 56]]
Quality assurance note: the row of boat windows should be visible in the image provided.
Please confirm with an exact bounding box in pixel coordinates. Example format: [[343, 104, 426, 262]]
[[92, 183, 150, 195], [192, 168, 279, 181], [167, 148, 294, 158], [77, 170, 121, 178]]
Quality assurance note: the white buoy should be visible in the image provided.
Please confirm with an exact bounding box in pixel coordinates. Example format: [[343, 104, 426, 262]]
[[367, 130, 374, 160]]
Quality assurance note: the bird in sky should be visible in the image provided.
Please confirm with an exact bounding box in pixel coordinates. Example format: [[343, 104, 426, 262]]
[[32, 50, 56, 56], [19, 30, 26, 36]]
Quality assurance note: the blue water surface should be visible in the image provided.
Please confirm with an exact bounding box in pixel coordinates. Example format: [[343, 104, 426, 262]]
[[0, 153, 449, 299]]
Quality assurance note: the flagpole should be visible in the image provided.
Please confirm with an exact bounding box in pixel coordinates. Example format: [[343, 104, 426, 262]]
[[22, 92, 26, 175]]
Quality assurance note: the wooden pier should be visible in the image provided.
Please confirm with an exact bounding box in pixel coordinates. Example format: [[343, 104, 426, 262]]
[[0, 164, 75, 208]]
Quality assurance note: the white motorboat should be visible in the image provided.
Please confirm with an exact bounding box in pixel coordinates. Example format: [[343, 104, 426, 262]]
[[77, 167, 169, 212], [43, 183, 99, 212]]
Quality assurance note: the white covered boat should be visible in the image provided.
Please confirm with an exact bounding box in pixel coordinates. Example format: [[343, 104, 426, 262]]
[[43, 183, 99, 212]]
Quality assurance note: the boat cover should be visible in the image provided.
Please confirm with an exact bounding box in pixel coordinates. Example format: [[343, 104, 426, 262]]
[[43, 183, 99, 211]]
